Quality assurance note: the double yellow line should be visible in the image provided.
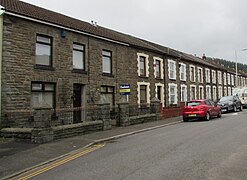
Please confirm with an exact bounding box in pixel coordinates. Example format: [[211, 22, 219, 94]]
[[18, 144, 105, 180]]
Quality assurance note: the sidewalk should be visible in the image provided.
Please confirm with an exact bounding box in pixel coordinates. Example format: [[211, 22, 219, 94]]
[[0, 116, 182, 179]]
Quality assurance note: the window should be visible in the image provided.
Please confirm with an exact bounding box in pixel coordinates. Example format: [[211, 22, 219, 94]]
[[168, 60, 176, 80], [212, 70, 216, 83], [181, 85, 187, 102], [137, 82, 150, 105], [228, 87, 231, 96], [223, 73, 227, 85], [206, 85, 211, 99], [231, 74, 234, 86], [190, 65, 195, 82], [224, 87, 227, 96], [227, 73, 231, 85], [36, 35, 52, 66], [168, 83, 177, 104], [199, 86, 204, 99], [154, 57, 163, 79], [100, 86, 114, 106], [140, 85, 147, 104], [213, 86, 217, 100], [155, 60, 161, 78], [137, 53, 149, 77], [73, 43, 85, 70], [190, 85, 196, 100], [198, 67, 203, 83], [218, 86, 222, 99], [205, 68, 211, 83], [102, 50, 112, 74], [218, 71, 222, 85], [179, 63, 186, 81], [31, 82, 55, 109]]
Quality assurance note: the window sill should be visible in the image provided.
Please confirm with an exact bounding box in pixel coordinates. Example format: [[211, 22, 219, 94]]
[[34, 65, 55, 71], [102, 73, 114, 77], [72, 69, 88, 74], [139, 75, 149, 79], [155, 77, 163, 80]]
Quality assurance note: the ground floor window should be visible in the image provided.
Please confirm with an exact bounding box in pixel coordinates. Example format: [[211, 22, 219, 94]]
[[190, 85, 196, 100], [169, 83, 177, 105], [206, 85, 211, 99], [199, 86, 204, 100], [137, 82, 150, 105], [181, 85, 187, 102], [31, 82, 55, 109], [100, 86, 115, 106], [155, 83, 164, 107]]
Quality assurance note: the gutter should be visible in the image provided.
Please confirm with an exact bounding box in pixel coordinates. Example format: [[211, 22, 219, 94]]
[[0, 6, 5, 126]]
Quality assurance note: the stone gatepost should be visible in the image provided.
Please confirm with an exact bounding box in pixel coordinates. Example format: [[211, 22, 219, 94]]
[[31, 108, 54, 143], [118, 102, 130, 127], [97, 103, 112, 130], [150, 97, 161, 121]]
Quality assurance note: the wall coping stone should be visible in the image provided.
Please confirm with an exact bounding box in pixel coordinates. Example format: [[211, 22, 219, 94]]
[[0, 128, 33, 133], [52, 121, 103, 131]]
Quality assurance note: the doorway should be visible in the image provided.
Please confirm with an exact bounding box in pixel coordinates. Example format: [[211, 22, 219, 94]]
[[73, 84, 84, 123]]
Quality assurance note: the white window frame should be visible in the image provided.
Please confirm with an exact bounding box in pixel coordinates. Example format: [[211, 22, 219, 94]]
[[224, 87, 227, 96], [168, 59, 176, 80], [231, 74, 235, 86], [212, 70, 216, 84], [137, 53, 149, 77], [217, 71, 222, 85], [228, 87, 231, 96], [206, 85, 211, 99], [155, 83, 165, 107], [168, 83, 177, 105], [223, 73, 227, 85], [153, 57, 164, 79], [189, 65, 196, 82], [198, 85, 204, 100], [137, 82, 150, 105], [190, 85, 197, 100], [179, 63, 186, 81], [213, 86, 217, 101], [218, 86, 222, 99], [227, 73, 231, 85], [205, 68, 211, 83], [181, 84, 187, 102], [197, 67, 203, 83]]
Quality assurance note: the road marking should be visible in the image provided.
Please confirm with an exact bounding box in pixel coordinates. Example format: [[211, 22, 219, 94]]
[[18, 144, 105, 180]]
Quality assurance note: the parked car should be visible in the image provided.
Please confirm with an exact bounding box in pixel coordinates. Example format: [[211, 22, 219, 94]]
[[217, 95, 242, 113], [182, 99, 221, 122]]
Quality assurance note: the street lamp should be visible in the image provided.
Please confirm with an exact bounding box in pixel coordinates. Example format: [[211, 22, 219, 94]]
[[235, 49, 247, 87]]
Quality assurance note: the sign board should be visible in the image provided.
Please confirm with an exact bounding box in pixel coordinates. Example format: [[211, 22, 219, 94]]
[[120, 84, 130, 95]]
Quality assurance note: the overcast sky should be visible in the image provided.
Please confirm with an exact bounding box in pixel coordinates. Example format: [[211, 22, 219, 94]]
[[22, 0, 247, 64]]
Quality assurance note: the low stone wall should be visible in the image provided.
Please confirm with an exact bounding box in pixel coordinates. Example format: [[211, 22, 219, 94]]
[[53, 121, 103, 140], [0, 128, 32, 139], [129, 114, 157, 125]]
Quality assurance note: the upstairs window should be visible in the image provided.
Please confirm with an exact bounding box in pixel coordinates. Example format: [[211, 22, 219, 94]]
[[36, 35, 52, 66], [168, 60, 176, 80], [205, 68, 211, 83], [102, 50, 112, 74], [179, 63, 186, 81], [137, 53, 149, 77], [218, 71, 222, 85], [212, 70, 216, 83], [223, 73, 227, 85], [190, 65, 195, 82], [198, 67, 203, 83], [155, 60, 161, 78], [227, 73, 231, 85], [73, 43, 85, 70]]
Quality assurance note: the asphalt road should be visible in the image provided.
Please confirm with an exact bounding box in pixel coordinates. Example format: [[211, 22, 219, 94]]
[[24, 110, 247, 180]]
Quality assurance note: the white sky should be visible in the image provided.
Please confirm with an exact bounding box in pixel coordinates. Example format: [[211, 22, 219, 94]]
[[22, 0, 247, 64]]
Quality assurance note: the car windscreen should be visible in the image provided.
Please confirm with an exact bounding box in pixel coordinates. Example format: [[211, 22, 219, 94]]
[[220, 96, 233, 101], [186, 101, 202, 106]]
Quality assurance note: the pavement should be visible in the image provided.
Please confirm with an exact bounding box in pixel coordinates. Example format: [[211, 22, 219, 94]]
[[0, 116, 182, 180]]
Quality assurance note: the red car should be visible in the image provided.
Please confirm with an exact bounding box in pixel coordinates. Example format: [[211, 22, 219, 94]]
[[182, 99, 221, 122]]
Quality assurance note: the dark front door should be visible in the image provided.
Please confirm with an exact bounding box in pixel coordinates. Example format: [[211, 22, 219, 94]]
[[73, 84, 82, 123]]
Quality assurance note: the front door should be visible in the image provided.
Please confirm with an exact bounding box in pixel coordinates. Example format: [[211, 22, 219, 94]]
[[73, 84, 82, 123]]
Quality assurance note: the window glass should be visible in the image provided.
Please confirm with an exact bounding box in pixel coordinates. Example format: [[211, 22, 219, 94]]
[[187, 101, 201, 106], [32, 83, 42, 90], [140, 85, 147, 103], [73, 51, 84, 69], [36, 35, 52, 66], [102, 50, 112, 74], [45, 84, 54, 91], [155, 60, 161, 78], [140, 56, 145, 76]]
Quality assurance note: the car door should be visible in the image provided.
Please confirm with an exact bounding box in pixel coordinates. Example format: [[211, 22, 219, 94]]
[[209, 100, 217, 116], [205, 100, 214, 115]]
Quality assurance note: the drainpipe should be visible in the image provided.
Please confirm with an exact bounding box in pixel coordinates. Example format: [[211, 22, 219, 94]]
[[0, 6, 5, 124]]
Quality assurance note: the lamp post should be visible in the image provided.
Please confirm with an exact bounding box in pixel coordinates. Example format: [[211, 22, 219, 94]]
[[235, 49, 247, 87]]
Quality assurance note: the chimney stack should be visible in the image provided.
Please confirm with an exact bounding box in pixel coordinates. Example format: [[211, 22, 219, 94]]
[[202, 53, 206, 60]]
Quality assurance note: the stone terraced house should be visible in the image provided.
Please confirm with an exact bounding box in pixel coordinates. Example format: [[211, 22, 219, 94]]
[[0, 0, 247, 130]]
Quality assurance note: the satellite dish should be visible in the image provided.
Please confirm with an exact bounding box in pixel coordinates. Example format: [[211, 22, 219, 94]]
[[0, 5, 5, 16]]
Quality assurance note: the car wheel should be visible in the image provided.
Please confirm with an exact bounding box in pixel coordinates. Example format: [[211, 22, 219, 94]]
[[183, 117, 188, 122], [204, 112, 210, 121], [217, 110, 222, 118], [239, 105, 243, 111], [233, 106, 237, 112]]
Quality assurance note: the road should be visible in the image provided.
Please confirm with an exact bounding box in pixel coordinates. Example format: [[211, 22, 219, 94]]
[[19, 110, 247, 180]]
